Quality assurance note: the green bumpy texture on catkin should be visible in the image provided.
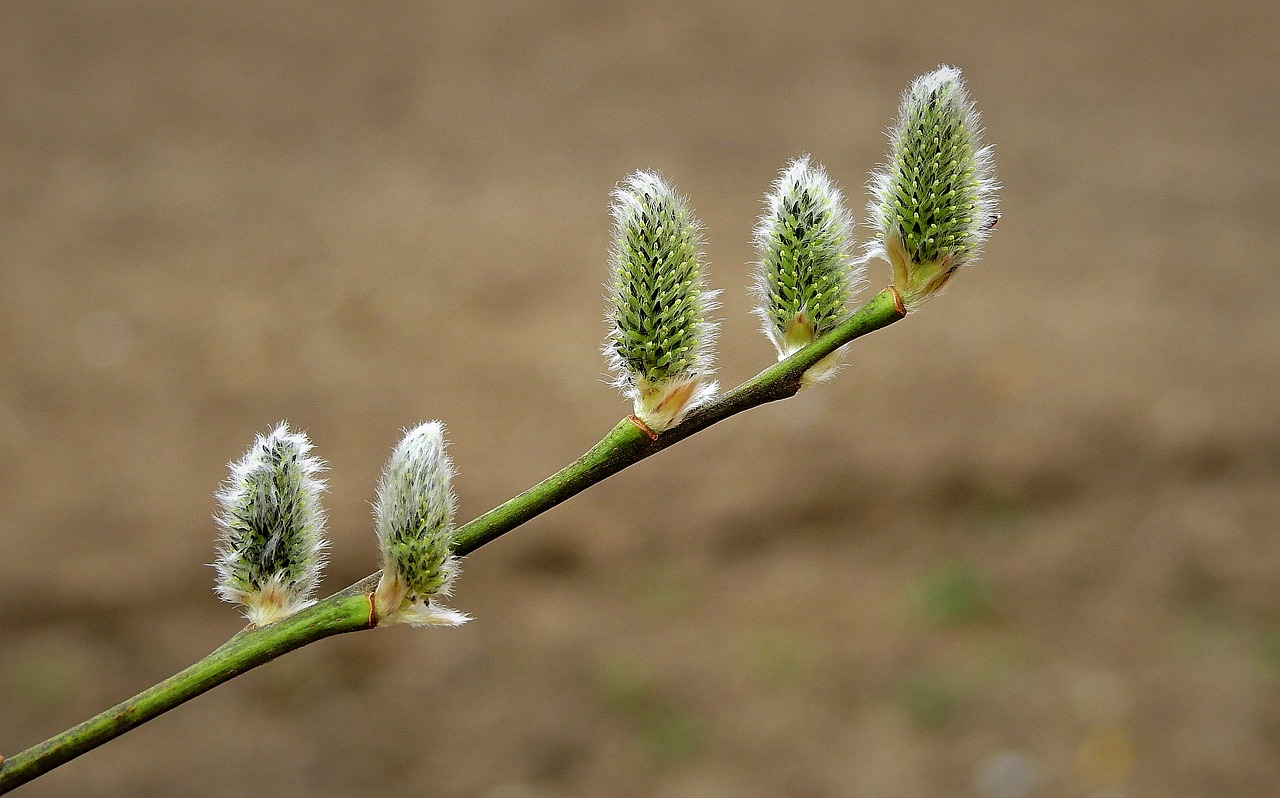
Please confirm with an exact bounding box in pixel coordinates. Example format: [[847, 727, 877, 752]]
[[611, 189, 705, 385], [384, 492, 452, 602], [886, 82, 981, 266], [222, 442, 319, 593], [760, 186, 851, 338]]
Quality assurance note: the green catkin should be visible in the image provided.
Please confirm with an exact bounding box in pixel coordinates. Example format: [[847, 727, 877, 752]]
[[606, 171, 719, 431], [372, 422, 467, 626], [754, 157, 863, 381], [869, 65, 998, 307]]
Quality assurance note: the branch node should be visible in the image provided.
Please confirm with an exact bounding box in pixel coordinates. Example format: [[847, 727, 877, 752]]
[[888, 285, 907, 317], [626, 414, 659, 441]]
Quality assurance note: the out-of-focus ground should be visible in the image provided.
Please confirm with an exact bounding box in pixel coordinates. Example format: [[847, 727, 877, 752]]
[[2, 2, 1278, 796]]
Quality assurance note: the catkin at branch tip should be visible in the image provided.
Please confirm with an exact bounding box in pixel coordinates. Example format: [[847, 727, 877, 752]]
[[867, 65, 999, 308]]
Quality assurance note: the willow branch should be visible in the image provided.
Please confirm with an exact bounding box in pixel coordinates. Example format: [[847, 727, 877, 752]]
[[0, 288, 904, 793]]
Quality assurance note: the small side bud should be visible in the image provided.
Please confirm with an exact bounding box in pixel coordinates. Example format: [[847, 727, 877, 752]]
[[868, 65, 998, 308], [754, 156, 864, 383], [605, 170, 720, 433], [214, 423, 328, 626], [372, 422, 467, 627]]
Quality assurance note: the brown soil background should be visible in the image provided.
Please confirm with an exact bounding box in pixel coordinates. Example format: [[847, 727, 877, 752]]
[[2, 2, 1278, 796]]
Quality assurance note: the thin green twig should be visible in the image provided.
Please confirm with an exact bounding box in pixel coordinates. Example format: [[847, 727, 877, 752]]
[[0, 288, 903, 793]]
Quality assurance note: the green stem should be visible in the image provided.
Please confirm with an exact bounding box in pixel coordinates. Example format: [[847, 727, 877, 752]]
[[0, 288, 903, 793], [0, 581, 378, 792], [454, 287, 904, 553]]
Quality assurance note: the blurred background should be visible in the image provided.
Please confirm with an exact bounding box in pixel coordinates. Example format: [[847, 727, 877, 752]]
[[1, 1, 1278, 796]]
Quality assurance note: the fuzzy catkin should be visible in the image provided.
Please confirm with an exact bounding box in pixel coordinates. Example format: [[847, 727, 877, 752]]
[[372, 422, 466, 626], [868, 65, 998, 306], [605, 171, 719, 432], [754, 157, 863, 371], [214, 423, 327, 626]]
